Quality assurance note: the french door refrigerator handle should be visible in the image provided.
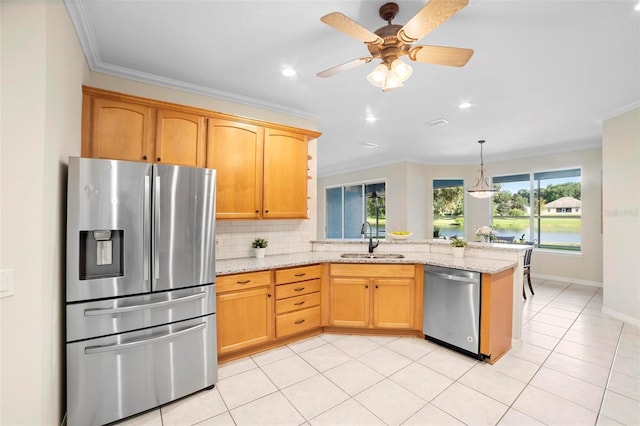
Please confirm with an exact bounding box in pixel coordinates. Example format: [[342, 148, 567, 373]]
[[426, 271, 479, 283], [143, 175, 151, 283], [83, 291, 206, 316], [154, 175, 161, 280], [84, 322, 206, 354]]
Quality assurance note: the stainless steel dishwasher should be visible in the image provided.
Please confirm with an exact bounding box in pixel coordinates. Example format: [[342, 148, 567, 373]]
[[423, 264, 483, 359]]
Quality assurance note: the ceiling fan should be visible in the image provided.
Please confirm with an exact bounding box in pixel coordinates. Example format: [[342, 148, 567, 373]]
[[317, 0, 474, 91]]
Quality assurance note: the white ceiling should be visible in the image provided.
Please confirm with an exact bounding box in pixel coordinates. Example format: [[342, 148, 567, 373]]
[[65, 0, 640, 177]]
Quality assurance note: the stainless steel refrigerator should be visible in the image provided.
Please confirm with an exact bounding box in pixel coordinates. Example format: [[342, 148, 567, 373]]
[[65, 157, 217, 426]]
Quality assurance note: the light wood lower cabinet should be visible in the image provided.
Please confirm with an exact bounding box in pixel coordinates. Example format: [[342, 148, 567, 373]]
[[480, 268, 514, 363], [216, 271, 273, 355], [329, 263, 419, 330], [274, 265, 322, 338]]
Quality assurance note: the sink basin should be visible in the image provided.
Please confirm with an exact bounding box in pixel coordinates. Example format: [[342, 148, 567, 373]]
[[340, 253, 405, 259]]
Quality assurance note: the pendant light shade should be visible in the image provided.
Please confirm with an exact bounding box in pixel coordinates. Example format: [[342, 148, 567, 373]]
[[466, 140, 497, 199]]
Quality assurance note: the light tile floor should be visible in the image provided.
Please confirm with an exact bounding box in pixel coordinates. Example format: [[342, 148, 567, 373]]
[[119, 279, 640, 426]]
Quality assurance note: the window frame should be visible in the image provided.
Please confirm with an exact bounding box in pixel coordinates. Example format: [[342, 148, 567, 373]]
[[492, 168, 582, 252], [324, 179, 387, 240]]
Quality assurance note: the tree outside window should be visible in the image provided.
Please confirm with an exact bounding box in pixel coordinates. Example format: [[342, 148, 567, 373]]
[[433, 179, 464, 239]]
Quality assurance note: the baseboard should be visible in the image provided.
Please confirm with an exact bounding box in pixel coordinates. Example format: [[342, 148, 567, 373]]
[[601, 307, 640, 328], [531, 273, 602, 288]]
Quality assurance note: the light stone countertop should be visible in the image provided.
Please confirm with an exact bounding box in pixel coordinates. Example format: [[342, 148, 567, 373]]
[[216, 249, 519, 276]]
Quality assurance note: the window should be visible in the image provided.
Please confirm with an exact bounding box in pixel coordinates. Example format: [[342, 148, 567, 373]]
[[493, 169, 581, 251], [326, 181, 386, 239], [433, 179, 464, 239]]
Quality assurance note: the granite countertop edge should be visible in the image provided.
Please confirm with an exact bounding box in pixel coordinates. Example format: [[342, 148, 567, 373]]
[[216, 251, 517, 276]]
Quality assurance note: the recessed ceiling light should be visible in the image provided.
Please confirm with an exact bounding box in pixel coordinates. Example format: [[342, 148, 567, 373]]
[[635, 1, 640, 11], [358, 141, 379, 149], [365, 115, 377, 123], [282, 67, 296, 77], [429, 118, 449, 126], [458, 102, 472, 109]]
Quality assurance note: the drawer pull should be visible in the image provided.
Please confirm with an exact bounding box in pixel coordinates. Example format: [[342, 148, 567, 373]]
[[294, 319, 305, 325], [236, 280, 251, 284], [294, 301, 305, 306], [294, 273, 306, 277], [294, 287, 305, 292]]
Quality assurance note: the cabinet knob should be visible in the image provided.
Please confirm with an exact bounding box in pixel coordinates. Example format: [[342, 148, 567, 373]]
[[255, 210, 260, 213], [265, 210, 269, 213], [268, 293, 272, 298], [375, 285, 379, 289], [142, 155, 147, 160], [365, 285, 369, 289], [156, 157, 161, 162]]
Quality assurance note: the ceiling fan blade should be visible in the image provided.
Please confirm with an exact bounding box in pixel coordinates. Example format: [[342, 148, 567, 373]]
[[317, 57, 374, 78], [397, 0, 469, 44], [407, 45, 473, 67], [321, 12, 384, 46]]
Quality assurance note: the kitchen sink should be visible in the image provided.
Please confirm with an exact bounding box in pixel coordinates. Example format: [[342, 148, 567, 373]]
[[340, 253, 405, 259]]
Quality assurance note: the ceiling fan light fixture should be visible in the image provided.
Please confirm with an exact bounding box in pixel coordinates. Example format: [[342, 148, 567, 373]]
[[466, 140, 497, 199], [367, 63, 388, 87], [390, 58, 412, 81]]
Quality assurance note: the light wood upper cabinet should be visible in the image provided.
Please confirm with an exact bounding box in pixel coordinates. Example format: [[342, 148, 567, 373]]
[[206, 122, 311, 219], [81, 86, 321, 219], [86, 97, 154, 162], [263, 128, 309, 219], [155, 109, 206, 167], [207, 119, 264, 219]]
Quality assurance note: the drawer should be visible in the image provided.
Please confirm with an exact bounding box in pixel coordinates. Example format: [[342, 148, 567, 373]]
[[275, 292, 321, 315], [330, 263, 415, 278], [276, 279, 321, 300], [216, 270, 272, 293], [276, 306, 321, 338], [275, 264, 322, 285]]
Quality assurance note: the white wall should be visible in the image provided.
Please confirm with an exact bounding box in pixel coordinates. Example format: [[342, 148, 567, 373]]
[[0, 1, 89, 424], [602, 107, 640, 325], [317, 147, 603, 284]]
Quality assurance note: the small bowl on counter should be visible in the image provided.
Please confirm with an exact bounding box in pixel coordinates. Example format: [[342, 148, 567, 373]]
[[387, 232, 413, 240]]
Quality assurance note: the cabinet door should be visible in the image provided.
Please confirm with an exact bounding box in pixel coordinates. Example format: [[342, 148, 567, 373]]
[[373, 278, 415, 329], [217, 286, 273, 355], [155, 109, 206, 167], [207, 119, 264, 219], [88, 98, 154, 162], [329, 277, 370, 327], [263, 128, 308, 219]]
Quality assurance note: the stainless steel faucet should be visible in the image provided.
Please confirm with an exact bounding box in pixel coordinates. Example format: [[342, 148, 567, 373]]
[[361, 222, 379, 253]]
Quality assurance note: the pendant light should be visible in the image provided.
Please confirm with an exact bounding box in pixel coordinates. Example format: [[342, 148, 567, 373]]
[[466, 140, 497, 199]]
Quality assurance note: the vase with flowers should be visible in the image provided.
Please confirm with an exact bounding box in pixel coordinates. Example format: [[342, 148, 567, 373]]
[[475, 225, 495, 243]]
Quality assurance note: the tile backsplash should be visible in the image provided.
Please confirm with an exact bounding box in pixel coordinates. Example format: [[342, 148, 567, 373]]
[[215, 219, 315, 260]]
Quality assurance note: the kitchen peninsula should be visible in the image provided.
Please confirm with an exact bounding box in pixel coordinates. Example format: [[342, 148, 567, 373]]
[[216, 240, 528, 364]]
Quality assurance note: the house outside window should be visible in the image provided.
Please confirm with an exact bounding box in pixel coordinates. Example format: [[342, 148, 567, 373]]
[[492, 169, 581, 251], [326, 181, 386, 239]]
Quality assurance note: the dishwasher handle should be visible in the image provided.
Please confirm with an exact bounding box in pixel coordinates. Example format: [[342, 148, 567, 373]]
[[426, 271, 479, 283]]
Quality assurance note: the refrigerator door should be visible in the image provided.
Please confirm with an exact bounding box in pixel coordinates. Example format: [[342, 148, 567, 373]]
[[66, 284, 215, 342], [152, 164, 216, 292], [66, 314, 217, 426], [67, 157, 152, 302]]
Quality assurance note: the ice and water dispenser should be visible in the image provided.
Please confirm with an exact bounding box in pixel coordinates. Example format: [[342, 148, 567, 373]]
[[79, 230, 124, 280]]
